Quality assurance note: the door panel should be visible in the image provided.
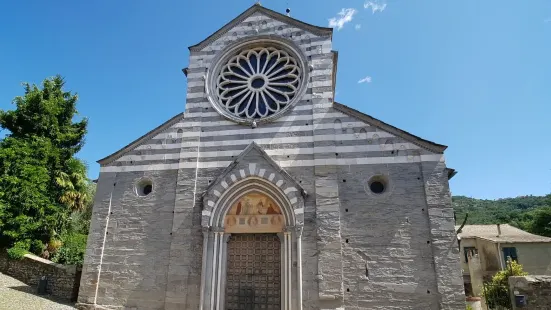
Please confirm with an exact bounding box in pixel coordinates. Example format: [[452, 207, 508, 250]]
[[225, 233, 281, 310]]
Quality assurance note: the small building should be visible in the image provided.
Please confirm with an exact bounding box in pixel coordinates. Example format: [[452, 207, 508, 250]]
[[457, 224, 551, 296]]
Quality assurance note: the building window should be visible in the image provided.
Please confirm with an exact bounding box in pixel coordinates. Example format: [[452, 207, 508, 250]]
[[367, 175, 388, 194], [502, 247, 518, 263], [136, 178, 153, 197], [464, 247, 477, 262], [214, 45, 303, 120], [370, 181, 385, 194]]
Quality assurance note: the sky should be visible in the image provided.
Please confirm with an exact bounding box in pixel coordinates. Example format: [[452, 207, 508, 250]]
[[0, 0, 550, 200]]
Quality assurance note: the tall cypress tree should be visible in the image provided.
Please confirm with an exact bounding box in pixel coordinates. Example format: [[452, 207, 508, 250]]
[[0, 75, 89, 254]]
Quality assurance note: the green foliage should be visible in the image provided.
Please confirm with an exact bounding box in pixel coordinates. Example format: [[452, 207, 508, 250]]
[[0, 75, 90, 261], [453, 194, 551, 237], [6, 240, 30, 260], [69, 182, 96, 236], [526, 206, 551, 237], [0, 137, 64, 248], [6, 247, 28, 260], [483, 260, 528, 309], [55, 158, 91, 212], [0, 75, 87, 153], [466, 305, 473, 310], [51, 232, 88, 265], [29, 239, 44, 255]]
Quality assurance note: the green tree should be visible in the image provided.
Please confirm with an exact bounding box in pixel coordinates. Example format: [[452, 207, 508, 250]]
[[483, 260, 527, 309], [453, 194, 551, 237], [528, 207, 551, 237], [0, 75, 89, 256]]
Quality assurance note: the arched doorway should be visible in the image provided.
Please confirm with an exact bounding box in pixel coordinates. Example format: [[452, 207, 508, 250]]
[[200, 176, 304, 310], [224, 193, 284, 309]]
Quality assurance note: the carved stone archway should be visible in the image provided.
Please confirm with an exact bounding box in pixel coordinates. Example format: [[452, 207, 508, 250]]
[[199, 143, 306, 310], [201, 182, 304, 309]]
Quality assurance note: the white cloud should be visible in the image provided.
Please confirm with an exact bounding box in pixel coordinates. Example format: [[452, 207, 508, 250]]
[[355, 24, 362, 30], [364, 1, 387, 14], [358, 76, 372, 84], [328, 8, 357, 30]]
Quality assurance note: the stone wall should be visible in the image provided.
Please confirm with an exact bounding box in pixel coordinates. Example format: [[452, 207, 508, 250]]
[[0, 251, 81, 301], [78, 169, 177, 309], [509, 275, 551, 310]]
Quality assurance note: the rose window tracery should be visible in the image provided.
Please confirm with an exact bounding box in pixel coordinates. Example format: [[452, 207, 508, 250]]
[[214, 46, 302, 120]]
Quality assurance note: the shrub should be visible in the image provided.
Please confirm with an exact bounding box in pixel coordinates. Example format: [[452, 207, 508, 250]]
[[5, 238, 45, 259], [7, 247, 27, 259], [483, 260, 527, 309], [6, 246, 28, 260], [13, 239, 31, 251], [47, 238, 62, 254], [29, 239, 44, 256], [51, 233, 87, 266]]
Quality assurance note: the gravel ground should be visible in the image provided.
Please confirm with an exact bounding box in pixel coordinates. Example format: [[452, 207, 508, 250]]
[[0, 272, 75, 310]]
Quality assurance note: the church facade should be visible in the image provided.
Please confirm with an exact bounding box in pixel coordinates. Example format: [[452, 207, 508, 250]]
[[78, 4, 465, 310]]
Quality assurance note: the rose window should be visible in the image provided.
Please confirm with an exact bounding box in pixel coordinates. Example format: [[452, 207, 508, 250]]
[[215, 46, 302, 120]]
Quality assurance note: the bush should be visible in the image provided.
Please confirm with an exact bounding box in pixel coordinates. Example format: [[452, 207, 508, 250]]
[[483, 260, 527, 309], [51, 233, 87, 266], [5, 238, 45, 259], [47, 238, 62, 254], [29, 239, 44, 256], [7, 246, 28, 260]]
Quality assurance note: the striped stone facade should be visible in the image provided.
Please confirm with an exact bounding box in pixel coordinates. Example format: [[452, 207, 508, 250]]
[[77, 4, 465, 310]]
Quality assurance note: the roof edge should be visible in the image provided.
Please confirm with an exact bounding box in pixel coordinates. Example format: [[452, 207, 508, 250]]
[[188, 4, 333, 52], [447, 168, 458, 180], [332, 102, 448, 154], [476, 236, 551, 244], [97, 112, 185, 166]]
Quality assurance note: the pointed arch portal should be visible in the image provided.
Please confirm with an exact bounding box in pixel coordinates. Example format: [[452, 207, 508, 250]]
[[200, 175, 304, 310]]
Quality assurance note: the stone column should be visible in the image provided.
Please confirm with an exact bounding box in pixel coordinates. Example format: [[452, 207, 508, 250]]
[[218, 233, 231, 309], [296, 227, 304, 310], [310, 44, 345, 306], [285, 228, 292, 310], [278, 232, 285, 310], [312, 117, 345, 308], [421, 160, 466, 309], [468, 252, 487, 309], [199, 227, 210, 310], [279, 227, 295, 310], [165, 117, 202, 310], [209, 230, 221, 309], [214, 231, 226, 310]]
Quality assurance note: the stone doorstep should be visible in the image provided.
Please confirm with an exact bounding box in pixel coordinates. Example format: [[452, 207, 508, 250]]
[[75, 303, 124, 310]]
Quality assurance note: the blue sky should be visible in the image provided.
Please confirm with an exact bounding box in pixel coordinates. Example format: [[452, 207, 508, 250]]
[[1, 0, 550, 199]]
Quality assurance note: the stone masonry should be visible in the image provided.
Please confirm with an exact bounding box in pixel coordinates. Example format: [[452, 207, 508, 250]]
[[509, 276, 551, 310], [0, 252, 81, 301], [77, 4, 465, 310]]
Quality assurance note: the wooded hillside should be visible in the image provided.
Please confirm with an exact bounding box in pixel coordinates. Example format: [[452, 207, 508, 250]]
[[453, 194, 551, 237]]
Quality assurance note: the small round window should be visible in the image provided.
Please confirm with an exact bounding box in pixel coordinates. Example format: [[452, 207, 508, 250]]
[[136, 179, 153, 197], [368, 176, 388, 195], [370, 181, 385, 194]]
